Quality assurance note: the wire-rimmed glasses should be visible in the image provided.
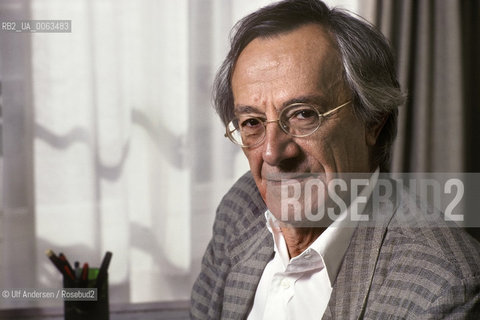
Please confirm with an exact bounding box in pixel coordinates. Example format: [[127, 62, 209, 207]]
[[225, 100, 351, 148]]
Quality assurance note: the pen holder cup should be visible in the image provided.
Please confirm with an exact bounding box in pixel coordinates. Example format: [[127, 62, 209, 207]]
[[63, 268, 109, 320]]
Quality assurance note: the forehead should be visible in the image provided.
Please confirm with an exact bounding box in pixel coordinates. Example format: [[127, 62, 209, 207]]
[[231, 24, 342, 109]]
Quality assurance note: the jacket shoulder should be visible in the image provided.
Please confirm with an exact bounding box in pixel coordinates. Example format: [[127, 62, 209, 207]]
[[215, 171, 266, 235], [384, 186, 480, 280], [367, 187, 480, 318]]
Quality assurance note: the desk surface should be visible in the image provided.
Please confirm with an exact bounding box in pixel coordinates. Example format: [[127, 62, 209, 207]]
[[0, 301, 190, 320]]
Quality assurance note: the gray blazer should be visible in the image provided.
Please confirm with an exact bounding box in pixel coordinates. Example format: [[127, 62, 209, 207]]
[[191, 172, 480, 319]]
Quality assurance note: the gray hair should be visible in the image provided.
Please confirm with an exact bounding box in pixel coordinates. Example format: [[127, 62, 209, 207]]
[[213, 0, 406, 171]]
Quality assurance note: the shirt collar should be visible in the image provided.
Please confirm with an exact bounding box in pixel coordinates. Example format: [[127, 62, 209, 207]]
[[265, 168, 380, 285]]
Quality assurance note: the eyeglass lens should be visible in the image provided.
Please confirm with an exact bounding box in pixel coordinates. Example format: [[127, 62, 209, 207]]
[[228, 104, 322, 147]]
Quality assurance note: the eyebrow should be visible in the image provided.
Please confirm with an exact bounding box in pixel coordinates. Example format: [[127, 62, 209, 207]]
[[281, 95, 329, 109], [234, 94, 330, 115], [234, 105, 264, 115]]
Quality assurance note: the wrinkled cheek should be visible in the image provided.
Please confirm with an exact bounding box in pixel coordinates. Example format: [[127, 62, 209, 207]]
[[243, 150, 267, 198], [306, 138, 335, 170], [245, 148, 263, 172]]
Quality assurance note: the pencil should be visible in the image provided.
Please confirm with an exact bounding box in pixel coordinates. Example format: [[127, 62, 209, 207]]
[[59, 252, 75, 278]]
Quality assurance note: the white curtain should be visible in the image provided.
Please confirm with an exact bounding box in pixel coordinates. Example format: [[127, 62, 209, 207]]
[[0, 0, 361, 309]]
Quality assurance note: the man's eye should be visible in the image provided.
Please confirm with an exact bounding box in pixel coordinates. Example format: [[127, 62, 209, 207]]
[[292, 109, 316, 119], [241, 118, 262, 128]]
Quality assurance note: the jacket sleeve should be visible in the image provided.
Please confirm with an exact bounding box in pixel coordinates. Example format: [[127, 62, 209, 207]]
[[190, 204, 229, 320], [425, 275, 480, 319], [190, 171, 266, 319]]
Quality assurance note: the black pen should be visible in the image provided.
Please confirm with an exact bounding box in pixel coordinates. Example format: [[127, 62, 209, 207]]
[[95, 251, 112, 288], [45, 249, 65, 274]]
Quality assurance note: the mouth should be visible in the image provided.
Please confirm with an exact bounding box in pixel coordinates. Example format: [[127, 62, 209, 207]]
[[264, 172, 322, 182]]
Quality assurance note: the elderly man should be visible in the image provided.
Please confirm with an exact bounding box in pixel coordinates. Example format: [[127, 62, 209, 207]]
[[191, 0, 480, 319]]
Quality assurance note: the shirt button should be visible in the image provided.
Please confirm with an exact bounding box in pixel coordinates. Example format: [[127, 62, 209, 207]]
[[281, 278, 291, 289]]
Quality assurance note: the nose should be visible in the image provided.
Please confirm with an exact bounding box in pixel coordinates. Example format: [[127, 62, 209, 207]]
[[262, 120, 299, 166]]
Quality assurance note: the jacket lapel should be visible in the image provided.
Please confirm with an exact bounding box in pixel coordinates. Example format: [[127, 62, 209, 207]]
[[324, 179, 399, 320], [326, 224, 389, 320], [222, 209, 274, 319]]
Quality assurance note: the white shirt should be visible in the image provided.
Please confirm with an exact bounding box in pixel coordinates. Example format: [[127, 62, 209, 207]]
[[247, 169, 379, 320]]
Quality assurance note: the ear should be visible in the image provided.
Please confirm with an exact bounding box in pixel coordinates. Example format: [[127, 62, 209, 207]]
[[365, 116, 388, 146]]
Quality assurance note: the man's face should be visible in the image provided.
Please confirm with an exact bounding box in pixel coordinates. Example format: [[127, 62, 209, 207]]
[[231, 24, 377, 211]]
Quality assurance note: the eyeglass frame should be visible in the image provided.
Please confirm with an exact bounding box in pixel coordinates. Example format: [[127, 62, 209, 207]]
[[224, 100, 352, 148]]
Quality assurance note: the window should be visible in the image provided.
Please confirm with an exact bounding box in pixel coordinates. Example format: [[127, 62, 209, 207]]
[[0, 0, 362, 310]]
